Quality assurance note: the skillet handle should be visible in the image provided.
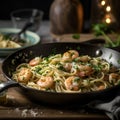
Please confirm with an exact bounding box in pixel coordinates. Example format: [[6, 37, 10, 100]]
[[0, 80, 19, 92]]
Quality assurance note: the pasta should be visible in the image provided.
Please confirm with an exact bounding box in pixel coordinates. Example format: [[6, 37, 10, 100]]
[[12, 50, 120, 93], [0, 33, 22, 48]]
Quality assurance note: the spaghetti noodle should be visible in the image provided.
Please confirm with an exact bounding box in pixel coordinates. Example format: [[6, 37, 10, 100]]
[[12, 50, 120, 93]]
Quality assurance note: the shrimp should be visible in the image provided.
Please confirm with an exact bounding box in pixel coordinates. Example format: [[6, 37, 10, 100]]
[[77, 65, 94, 77], [63, 63, 72, 72], [65, 76, 81, 91], [62, 50, 79, 62], [17, 68, 33, 83], [109, 73, 120, 84], [75, 55, 90, 62], [29, 57, 41, 66], [37, 76, 54, 89], [97, 85, 105, 91]]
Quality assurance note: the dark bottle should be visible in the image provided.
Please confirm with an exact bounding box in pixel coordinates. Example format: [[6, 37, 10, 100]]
[[49, 0, 84, 35]]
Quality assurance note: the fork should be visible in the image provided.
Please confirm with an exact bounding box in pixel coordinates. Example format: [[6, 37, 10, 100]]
[[10, 22, 33, 42]]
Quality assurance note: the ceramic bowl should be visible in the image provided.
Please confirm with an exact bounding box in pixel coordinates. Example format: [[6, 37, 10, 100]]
[[0, 28, 40, 57]]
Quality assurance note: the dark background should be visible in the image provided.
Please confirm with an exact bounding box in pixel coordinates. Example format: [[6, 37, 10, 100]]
[[0, 0, 92, 32], [0, 0, 91, 20]]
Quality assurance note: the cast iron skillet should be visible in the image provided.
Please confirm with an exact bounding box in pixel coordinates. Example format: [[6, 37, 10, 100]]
[[1, 42, 120, 105]]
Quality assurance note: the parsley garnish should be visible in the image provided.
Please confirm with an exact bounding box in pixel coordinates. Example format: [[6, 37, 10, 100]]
[[72, 34, 80, 39]]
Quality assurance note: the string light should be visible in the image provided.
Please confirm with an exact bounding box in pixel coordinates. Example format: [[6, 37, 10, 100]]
[[101, 0, 106, 6], [98, 0, 113, 24], [106, 5, 111, 12], [105, 17, 111, 24]]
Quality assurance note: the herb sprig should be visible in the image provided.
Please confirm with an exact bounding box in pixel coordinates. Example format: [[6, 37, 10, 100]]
[[92, 23, 120, 47]]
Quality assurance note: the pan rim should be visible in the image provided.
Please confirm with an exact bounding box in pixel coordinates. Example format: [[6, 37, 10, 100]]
[[2, 42, 120, 95]]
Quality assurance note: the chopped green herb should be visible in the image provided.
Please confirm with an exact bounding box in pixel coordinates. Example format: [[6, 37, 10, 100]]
[[57, 63, 66, 71], [51, 48, 57, 55], [109, 53, 112, 59], [3, 34, 12, 40], [76, 46, 81, 50], [118, 80, 120, 85], [34, 67, 42, 73], [117, 59, 120, 64], [92, 23, 117, 47], [44, 57, 49, 61], [74, 77, 80, 82], [93, 65, 102, 71], [72, 34, 80, 39], [66, 46, 72, 50]]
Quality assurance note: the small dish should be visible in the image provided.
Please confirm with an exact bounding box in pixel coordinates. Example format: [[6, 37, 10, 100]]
[[0, 28, 40, 57]]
